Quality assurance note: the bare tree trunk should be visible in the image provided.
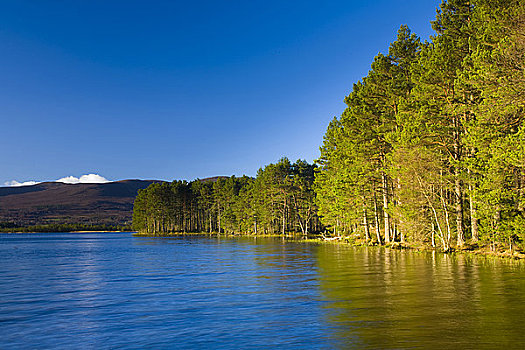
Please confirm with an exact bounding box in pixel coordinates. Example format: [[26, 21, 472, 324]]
[[469, 181, 479, 242], [282, 200, 286, 235], [431, 221, 436, 248], [393, 224, 398, 243], [218, 207, 221, 234], [455, 173, 465, 246], [298, 219, 305, 236], [382, 173, 391, 243], [430, 199, 448, 251], [518, 170, 525, 212], [305, 218, 309, 236], [492, 207, 501, 251], [454, 121, 465, 246], [373, 192, 382, 244], [417, 174, 448, 251], [363, 205, 370, 242], [441, 190, 452, 248]]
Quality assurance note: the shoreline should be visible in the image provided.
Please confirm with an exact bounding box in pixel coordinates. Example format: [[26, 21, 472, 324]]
[[133, 232, 525, 261], [1, 230, 134, 234], [5, 230, 522, 261]]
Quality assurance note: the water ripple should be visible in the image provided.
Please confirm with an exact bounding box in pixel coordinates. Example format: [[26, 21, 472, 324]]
[[0, 233, 524, 349]]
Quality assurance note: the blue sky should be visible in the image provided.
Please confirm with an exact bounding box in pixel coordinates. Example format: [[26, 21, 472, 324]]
[[0, 0, 439, 184]]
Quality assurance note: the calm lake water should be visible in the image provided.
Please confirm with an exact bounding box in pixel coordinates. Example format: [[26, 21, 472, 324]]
[[0, 233, 524, 349]]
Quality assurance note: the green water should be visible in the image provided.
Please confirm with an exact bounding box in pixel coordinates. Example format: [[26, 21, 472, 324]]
[[316, 244, 525, 349]]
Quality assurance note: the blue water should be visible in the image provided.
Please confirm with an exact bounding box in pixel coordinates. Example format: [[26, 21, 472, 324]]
[[1, 233, 524, 349]]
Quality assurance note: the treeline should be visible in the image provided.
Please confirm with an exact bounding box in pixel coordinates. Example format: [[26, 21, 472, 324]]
[[132, 158, 321, 235], [132, 0, 524, 252], [316, 0, 525, 251], [0, 223, 131, 233]]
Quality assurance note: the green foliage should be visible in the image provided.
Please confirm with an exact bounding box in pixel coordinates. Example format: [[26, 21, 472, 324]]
[[315, 0, 525, 251], [315, 25, 421, 242], [133, 0, 524, 252], [132, 160, 321, 235]]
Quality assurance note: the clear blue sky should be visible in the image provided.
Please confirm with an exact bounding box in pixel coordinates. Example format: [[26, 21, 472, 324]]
[[0, 0, 439, 184]]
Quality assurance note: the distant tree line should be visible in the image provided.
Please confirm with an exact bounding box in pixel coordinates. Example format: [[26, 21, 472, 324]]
[[132, 158, 321, 236], [0, 223, 131, 233], [315, 0, 525, 251]]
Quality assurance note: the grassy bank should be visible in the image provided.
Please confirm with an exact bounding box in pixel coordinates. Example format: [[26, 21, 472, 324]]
[[302, 236, 525, 261]]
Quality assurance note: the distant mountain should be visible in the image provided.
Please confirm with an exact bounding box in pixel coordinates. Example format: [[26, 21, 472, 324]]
[[197, 176, 230, 183], [0, 180, 161, 227]]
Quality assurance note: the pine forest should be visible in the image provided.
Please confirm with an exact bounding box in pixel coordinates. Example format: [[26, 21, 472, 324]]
[[133, 0, 525, 253]]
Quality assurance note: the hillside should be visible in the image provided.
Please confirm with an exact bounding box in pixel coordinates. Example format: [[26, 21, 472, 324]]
[[0, 180, 160, 227]]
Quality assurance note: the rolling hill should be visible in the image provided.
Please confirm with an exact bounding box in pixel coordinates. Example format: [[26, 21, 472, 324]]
[[0, 180, 160, 227]]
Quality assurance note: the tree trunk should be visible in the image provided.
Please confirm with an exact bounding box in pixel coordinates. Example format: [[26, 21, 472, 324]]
[[373, 192, 382, 244], [382, 173, 391, 243], [469, 182, 479, 242], [282, 200, 286, 235], [218, 207, 221, 234], [431, 221, 436, 248], [518, 170, 524, 212], [492, 207, 501, 251], [454, 118, 465, 247], [455, 173, 465, 246], [363, 205, 370, 242], [441, 190, 452, 247], [305, 219, 309, 236]]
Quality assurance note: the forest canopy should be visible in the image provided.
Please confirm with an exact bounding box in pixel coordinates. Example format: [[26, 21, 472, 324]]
[[315, 0, 525, 251], [132, 158, 320, 236]]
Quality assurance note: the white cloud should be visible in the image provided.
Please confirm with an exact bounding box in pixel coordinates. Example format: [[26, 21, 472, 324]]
[[3, 180, 39, 187], [3, 174, 110, 187], [57, 174, 109, 184]]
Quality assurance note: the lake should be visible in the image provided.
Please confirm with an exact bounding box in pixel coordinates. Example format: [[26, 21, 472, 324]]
[[0, 233, 524, 349]]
